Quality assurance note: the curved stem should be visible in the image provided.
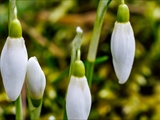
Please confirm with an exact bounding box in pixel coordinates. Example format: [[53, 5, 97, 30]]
[[68, 26, 83, 80], [87, 0, 112, 62], [9, 0, 16, 29], [86, 0, 112, 86], [76, 49, 81, 60]]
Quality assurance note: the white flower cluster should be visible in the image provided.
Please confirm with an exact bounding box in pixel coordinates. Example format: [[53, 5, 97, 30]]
[[0, 1, 135, 120], [0, 37, 46, 101]]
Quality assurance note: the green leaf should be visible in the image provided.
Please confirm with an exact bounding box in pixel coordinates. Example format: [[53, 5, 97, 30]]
[[95, 56, 109, 65]]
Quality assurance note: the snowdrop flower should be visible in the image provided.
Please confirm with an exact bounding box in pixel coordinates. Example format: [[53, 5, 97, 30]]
[[66, 58, 91, 120], [26, 57, 46, 100], [111, 3, 135, 84], [0, 18, 28, 101]]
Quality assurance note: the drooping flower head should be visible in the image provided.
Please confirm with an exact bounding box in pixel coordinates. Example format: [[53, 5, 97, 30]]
[[111, 2, 135, 84], [0, 13, 28, 101], [26, 56, 46, 107], [26, 57, 46, 100], [66, 50, 91, 120]]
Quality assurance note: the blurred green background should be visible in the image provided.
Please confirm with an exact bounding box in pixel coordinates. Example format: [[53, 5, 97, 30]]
[[0, 0, 160, 119]]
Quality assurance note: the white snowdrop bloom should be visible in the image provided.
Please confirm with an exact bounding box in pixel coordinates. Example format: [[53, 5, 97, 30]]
[[66, 75, 91, 120], [111, 21, 135, 84], [1, 37, 28, 101], [111, 3, 135, 84], [26, 57, 46, 100]]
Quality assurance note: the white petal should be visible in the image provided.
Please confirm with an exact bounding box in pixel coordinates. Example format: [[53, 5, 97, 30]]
[[66, 76, 91, 120], [111, 22, 135, 84], [0, 37, 28, 101], [26, 57, 46, 99], [79, 76, 92, 118]]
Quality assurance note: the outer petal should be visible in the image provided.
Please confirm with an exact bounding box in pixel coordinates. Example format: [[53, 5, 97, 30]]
[[1, 37, 28, 101], [111, 22, 135, 84], [79, 76, 92, 118], [26, 57, 46, 100], [66, 76, 91, 120]]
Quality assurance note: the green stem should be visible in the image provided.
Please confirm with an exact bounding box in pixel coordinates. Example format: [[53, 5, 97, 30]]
[[27, 93, 42, 120], [63, 102, 67, 120], [76, 49, 81, 60], [68, 27, 83, 80], [15, 95, 23, 120], [86, 61, 95, 87], [86, 0, 112, 86], [9, 0, 16, 31], [121, 0, 125, 4]]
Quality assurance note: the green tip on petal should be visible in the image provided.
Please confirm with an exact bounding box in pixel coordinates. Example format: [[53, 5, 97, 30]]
[[117, 4, 130, 23], [72, 60, 85, 77], [9, 19, 22, 38]]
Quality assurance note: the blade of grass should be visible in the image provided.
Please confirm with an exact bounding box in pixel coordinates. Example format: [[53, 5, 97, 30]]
[[86, 0, 112, 87]]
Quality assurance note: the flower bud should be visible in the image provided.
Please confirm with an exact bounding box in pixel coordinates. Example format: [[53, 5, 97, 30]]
[[0, 37, 28, 101], [111, 21, 135, 84], [66, 76, 91, 120], [26, 57, 46, 100]]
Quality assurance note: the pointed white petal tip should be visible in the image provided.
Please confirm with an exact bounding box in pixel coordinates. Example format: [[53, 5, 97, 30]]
[[119, 80, 126, 84], [76, 26, 83, 34], [26, 56, 46, 100], [111, 22, 135, 84], [0, 37, 28, 101], [32, 56, 37, 61], [66, 76, 91, 120]]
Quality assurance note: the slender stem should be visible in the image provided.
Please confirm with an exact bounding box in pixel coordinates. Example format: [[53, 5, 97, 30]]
[[9, 0, 16, 30], [27, 93, 42, 120], [121, 0, 125, 4], [87, 0, 112, 62], [86, 61, 94, 87], [76, 49, 81, 60], [15, 95, 23, 120], [63, 102, 67, 120], [14, 6, 17, 19], [86, 0, 112, 86], [68, 26, 83, 80]]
